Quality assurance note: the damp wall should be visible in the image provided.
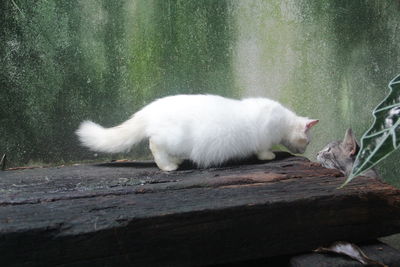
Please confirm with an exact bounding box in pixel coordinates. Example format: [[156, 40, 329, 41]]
[[1, 0, 400, 185], [1, 0, 237, 166], [231, 0, 400, 185]]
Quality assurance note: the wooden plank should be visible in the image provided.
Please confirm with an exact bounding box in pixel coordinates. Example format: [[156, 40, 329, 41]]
[[0, 152, 400, 266]]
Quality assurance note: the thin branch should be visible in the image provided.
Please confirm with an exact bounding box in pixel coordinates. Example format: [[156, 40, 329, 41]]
[[11, 0, 25, 18], [0, 154, 6, 171]]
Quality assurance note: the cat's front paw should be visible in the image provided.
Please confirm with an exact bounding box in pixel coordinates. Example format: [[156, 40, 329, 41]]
[[257, 151, 276, 161]]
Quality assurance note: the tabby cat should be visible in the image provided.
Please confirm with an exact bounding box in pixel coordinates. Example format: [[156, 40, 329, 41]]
[[317, 128, 378, 177]]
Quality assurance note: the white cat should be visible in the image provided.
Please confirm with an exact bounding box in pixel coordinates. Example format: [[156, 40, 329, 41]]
[[76, 94, 318, 171]]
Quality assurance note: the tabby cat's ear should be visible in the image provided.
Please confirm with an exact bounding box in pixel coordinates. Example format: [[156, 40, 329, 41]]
[[305, 119, 319, 131], [342, 128, 358, 156]]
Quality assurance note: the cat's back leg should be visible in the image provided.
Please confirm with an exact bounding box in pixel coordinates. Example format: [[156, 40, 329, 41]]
[[149, 139, 183, 171]]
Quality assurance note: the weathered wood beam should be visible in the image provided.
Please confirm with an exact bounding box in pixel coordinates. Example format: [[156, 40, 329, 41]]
[[0, 152, 399, 266]]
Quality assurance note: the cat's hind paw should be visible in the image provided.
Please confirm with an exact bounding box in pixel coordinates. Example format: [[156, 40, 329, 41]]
[[159, 163, 179, 172]]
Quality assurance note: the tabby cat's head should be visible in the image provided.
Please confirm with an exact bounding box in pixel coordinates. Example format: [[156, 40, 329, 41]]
[[316, 128, 359, 176]]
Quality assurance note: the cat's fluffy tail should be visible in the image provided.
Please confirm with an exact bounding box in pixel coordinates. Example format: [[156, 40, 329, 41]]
[[76, 115, 146, 153]]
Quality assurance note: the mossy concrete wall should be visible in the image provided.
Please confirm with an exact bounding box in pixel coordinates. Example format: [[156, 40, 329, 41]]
[[1, 0, 236, 166], [1, 0, 400, 185], [232, 0, 400, 186]]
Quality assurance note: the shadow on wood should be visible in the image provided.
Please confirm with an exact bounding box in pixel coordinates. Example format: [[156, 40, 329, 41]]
[[98, 151, 294, 169]]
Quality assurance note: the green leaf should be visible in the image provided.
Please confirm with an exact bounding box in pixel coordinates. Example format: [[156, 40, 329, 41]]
[[342, 74, 400, 187]]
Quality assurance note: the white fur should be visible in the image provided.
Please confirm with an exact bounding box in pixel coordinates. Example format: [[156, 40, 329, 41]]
[[76, 94, 317, 171]]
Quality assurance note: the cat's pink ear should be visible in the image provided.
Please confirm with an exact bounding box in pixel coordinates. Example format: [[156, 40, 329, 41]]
[[305, 119, 319, 131]]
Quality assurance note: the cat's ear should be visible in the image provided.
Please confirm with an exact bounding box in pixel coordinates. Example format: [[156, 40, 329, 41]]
[[305, 119, 319, 131], [342, 128, 359, 156]]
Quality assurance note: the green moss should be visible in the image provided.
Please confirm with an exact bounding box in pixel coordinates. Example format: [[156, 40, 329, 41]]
[[0, 0, 236, 167], [232, 0, 400, 185], [2, 0, 400, 187]]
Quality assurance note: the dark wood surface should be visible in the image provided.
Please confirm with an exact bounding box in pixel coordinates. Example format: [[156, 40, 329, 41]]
[[1, 152, 400, 266], [290, 241, 400, 267]]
